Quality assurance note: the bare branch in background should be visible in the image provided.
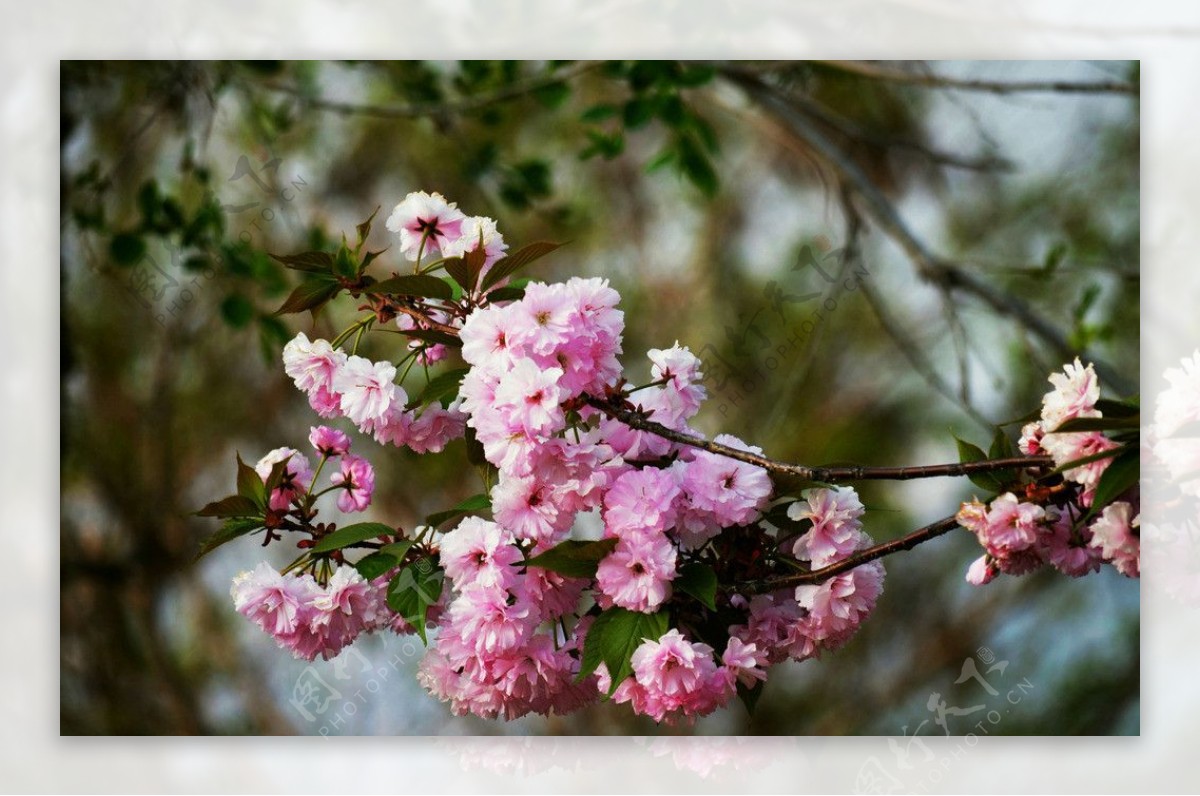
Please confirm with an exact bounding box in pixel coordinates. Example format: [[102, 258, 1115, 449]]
[[258, 61, 603, 120], [725, 70, 1135, 396], [844, 190, 993, 432], [786, 89, 1013, 173], [812, 60, 1139, 95]]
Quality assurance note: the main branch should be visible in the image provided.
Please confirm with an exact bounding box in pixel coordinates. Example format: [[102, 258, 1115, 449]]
[[743, 515, 962, 593], [583, 395, 1051, 482]]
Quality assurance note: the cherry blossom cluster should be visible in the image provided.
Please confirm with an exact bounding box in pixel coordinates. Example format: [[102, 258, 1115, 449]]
[[230, 427, 392, 660], [957, 359, 1140, 583], [282, 333, 466, 454]]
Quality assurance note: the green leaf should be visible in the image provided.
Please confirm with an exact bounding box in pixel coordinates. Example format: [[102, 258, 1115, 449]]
[[195, 494, 261, 518], [988, 428, 1015, 460], [673, 562, 718, 611], [333, 244, 358, 279], [533, 80, 571, 109], [464, 237, 489, 289], [269, 250, 333, 273], [997, 407, 1042, 427], [442, 256, 472, 292], [1089, 448, 1140, 514], [479, 241, 565, 291], [578, 608, 670, 695], [954, 436, 1008, 493], [483, 286, 526, 304], [387, 559, 444, 644], [623, 96, 655, 129], [359, 248, 387, 273], [526, 538, 619, 579], [109, 232, 146, 266], [425, 493, 492, 528], [955, 436, 987, 465], [262, 455, 292, 498], [464, 426, 488, 467], [220, 294, 255, 328], [236, 453, 267, 510], [354, 551, 400, 580], [392, 327, 462, 348], [197, 517, 263, 559], [356, 206, 381, 251], [379, 539, 414, 560], [1095, 398, 1140, 418], [311, 522, 395, 554], [272, 276, 340, 316], [1051, 415, 1140, 433], [580, 103, 619, 123], [361, 274, 454, 301], [409, 367, 469, 409]]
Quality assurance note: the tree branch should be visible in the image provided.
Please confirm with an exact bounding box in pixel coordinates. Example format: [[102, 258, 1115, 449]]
[[743, 516, 962, 593], [812, 61, 1138, 96], [725, 70, 1135, 396], [260, 61, 603, 120], [584, 395, 1050, 482]]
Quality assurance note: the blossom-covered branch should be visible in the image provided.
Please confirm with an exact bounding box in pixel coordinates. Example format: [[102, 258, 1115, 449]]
[[198, 191, 1139, 727]]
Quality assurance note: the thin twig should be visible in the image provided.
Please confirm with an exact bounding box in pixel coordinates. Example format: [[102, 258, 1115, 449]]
[[812, 61, 1138, 96], [841, 187, 992, 432], [260, 61, 603, 120], [584, 395, 1050, 482], [786, 89, 1013, 173], [743, 516, 961, 593]]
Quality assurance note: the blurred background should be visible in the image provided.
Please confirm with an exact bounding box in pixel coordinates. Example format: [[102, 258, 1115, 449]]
[[60, 60, 1139, 736]]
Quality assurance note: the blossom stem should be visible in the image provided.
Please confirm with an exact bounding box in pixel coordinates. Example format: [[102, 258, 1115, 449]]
[[305, 455, 329, 503], [331, 315, 375, 349], [744, 515, 961, 593], [414, 229, 431, 274]]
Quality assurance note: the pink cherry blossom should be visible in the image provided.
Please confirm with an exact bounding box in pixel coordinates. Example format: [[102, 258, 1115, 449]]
[[788, 486, 867, 566], [255, 447, 313, 511], [491, 474, 573, 545], [282, 333, 346, 395], [310, 566, 384, 653], [443, 215, 508, 272], [492, 358, 565, 437], [1040, 357, 1100, 430], [439, 516, 521, 590], [447, 583, 538, 656], [595, 533, 677, 613], [602, 468, 681, 537], [793, 560, 885, 652], [679, 434, 772, 528], [386, 190, 467, 261], [965, 555, 999, 586], [1088, 501, 1140, 577], [1041, 510, 1103, 577], [309, 425, 350, 457], [331, 453, 375, 513], [332, 355, 401, 428]]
